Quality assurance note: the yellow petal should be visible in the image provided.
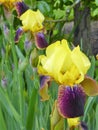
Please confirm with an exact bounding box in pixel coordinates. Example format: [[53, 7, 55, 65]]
[[20, 9, 44, 32], [37, 39, 91, 86], [81, 76, 98, 96], [67, 117, 80, 128], [59, 65, 84, 86], [39, 40, 71, 82], [0, 0, 5, 2], [46, 39, 70, 57], [39, 85, 49, 101], [0, 0, 22, 10], [71, 46, 91, 74], [0, 0, 22, 4], [38, 55, 47, 75]]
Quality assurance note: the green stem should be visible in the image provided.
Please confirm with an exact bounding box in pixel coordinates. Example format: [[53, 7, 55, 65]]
[[18, 71, 25, 130], [10, 27, 18, 71], [83, 97, 96, 121], [45, 0, 81, 23], [0, 87, 21, 124], [9, 21, 25, 129], [26, 87, 38, 130]]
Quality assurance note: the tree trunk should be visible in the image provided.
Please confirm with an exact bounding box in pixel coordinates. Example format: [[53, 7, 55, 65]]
[[74, 2, 92, 55]]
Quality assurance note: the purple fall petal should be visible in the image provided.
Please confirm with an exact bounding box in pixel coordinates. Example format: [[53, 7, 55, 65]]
[[15, 1, 29, 16], [34, 32, 48, 49], [14, 27, 23, 43], [57, 85, 86, 118]]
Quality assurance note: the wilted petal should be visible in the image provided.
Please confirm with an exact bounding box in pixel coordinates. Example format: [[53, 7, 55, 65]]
[[30, 48, 39, 68], [96, 54, 98, 60], [15, 1, 29, 16], [81, 76, 98, 96], [50, 100, 64, 130], [14, 27, 24, 43], [39, 75, 51, 101], [34, 32, 48, 49], [57, 85, 86, 118]]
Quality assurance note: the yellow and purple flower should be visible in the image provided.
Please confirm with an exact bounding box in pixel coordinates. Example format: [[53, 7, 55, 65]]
[[19, 9, 45, 33], [15, 8, 48, 49], [0, 0, 22, 10], [37, 39, 98, 127]]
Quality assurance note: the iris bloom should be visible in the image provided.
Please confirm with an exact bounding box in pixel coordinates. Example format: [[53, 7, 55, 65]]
[[0, 0, 22, 10], [19, 9, 44, 33], [37, 39, 98, 128], [15, 7, 48, 49]]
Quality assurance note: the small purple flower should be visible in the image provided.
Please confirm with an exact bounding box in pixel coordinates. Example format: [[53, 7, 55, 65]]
[[24, 39, 32, 51], [57, 85, 86, 118], [34, 32, 48, 49], [3, 24, 9, 38], [15, 1, 29, 16], [1, 77, 7, 87], [14, 27, 24, 43]]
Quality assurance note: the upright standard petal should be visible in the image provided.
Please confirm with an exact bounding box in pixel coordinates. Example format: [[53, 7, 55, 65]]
[[71, 46, 91, 75], [37, 39, 91, 86], [57, 85, 86, 118], [38, 40, 71, 83], [59, 46, 91, 86], [20, 9, 45, 33]]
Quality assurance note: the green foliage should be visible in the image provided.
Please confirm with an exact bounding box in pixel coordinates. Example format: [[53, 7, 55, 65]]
[[92, 8, 98, 17], [0, 0, 98, 130], [37, 1, 51, 16], [95, 0, 98, 5]]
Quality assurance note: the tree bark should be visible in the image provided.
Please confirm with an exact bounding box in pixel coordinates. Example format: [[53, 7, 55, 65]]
[[74, 2, 92, 55]]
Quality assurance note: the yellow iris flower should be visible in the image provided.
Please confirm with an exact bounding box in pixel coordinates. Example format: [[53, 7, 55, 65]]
[[38, 39, 91, 86], [38, 39, 98, 129], [20, 9, 45, 33], [0, 0, 22, 10]]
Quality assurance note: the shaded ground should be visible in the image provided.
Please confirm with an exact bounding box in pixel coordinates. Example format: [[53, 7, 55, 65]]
[[62, 21, 98, 55]]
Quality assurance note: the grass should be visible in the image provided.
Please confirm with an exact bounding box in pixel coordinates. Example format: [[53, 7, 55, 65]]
[[0, 1, 98, 130]]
